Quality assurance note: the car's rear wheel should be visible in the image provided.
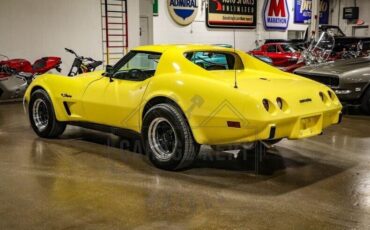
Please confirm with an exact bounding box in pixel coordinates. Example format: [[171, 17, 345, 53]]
[[29, 89, 66, 138], [361, 88, 370, 115], [142, 103, 200, 171]]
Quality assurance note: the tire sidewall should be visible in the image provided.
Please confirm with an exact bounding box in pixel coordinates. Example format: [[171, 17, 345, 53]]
[[29, 90, 56, 138], [362, 89, 370, 114], [142, 105, 187, 170]]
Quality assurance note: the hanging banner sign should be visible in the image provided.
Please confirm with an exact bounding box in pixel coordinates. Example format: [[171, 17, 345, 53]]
[[206, 0, 257, 29], [168, 0, 199, 26], [294, 0, 330, 24], [263, 0, 290, 31]]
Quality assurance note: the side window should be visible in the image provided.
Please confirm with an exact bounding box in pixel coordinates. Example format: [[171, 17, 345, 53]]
[[280, 44, 296, 52], [185, 51, 244, 71], [266, 45, 277, 53], [113, 52, 161, 81]]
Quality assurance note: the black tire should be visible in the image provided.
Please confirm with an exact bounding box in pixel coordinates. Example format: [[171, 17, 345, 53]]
[[142, 103, 200, 171], [29, 89, 66, 138], [361, 89, 370, 115]]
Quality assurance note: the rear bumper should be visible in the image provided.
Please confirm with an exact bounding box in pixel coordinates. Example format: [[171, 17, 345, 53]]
[[258, 109, 341, 141], [194, 108, 342, 145]]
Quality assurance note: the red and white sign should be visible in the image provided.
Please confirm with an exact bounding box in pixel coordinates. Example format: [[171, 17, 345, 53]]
[[263, 0, 290, 30]]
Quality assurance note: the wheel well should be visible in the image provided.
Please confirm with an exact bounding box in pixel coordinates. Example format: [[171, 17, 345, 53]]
[[142, 96, 182, 119], [142, 96, 199, 144], [360, 83, 370, 101], [30, 86, 45, 95]]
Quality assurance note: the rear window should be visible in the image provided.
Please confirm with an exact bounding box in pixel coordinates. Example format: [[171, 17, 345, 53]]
[[185, 51, 244, 71]]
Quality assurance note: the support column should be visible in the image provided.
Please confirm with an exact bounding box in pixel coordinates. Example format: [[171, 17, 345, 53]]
[[309, 0, 321, 41]]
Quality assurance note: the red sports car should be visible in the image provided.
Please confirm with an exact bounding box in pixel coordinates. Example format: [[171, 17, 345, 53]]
[[249, 43, 301, 67]]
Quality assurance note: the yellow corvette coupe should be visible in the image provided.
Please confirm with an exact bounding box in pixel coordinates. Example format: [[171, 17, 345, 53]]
[[24, 45, 342, 171]]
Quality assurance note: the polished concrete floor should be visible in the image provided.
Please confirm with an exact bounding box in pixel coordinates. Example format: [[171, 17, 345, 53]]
[[0, 102, 370, 229]]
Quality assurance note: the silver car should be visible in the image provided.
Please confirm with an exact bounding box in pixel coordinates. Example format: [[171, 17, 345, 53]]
[[294, 56, 370, 114]]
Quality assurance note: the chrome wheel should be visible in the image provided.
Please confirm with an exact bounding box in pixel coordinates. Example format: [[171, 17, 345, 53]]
[[148, 117, 178, 161], [32, 98, 49, 132]]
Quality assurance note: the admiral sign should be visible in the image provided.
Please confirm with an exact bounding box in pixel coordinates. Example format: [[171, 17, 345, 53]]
[[206, 0, 257, 29], [294, 0, 330, 24], [263, 0, 290, 31], [168, 0, 199, 26]]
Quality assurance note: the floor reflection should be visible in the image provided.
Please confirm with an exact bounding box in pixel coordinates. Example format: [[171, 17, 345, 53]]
[[0, 102, 369, 229]]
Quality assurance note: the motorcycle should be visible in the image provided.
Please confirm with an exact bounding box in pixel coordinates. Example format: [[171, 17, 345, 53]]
[[0, 55, 62, 101], [285, 32, 366, 73], [339, 40, 364, 59], [0, 49, 102, 102], [284, 32, 336, 73], [65, 48, 103, 76], [0, 55, 61, 77]]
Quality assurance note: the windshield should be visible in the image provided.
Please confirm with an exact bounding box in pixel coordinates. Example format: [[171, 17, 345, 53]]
[[280, 44, 298, 52], [112, 51, 162, 80], [300, 32, 335, 65], [320, 27, 345, 37], [185, 51, 244, 71], [118, 52, 160, 72]]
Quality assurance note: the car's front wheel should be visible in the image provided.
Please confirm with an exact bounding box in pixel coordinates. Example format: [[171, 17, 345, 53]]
[[29, 89, 66, 138], [142, 103, 200, 171]]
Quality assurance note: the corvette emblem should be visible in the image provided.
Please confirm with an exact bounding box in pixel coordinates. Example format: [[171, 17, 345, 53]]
[[61, 93, 72, 98]]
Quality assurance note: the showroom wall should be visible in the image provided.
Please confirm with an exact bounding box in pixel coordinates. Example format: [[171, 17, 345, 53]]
[[0, 0, 140, 74], [330, 0, 370, 36], [139, 0, 154, 45], [2, 0, 369, 72], [152, 0, 308, 51]]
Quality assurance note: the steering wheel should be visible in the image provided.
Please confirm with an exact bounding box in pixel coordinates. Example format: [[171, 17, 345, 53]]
[[128, 69, 145, 80]]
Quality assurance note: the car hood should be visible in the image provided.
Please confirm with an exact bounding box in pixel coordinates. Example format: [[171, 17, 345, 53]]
[[295, 57, 370, 76]]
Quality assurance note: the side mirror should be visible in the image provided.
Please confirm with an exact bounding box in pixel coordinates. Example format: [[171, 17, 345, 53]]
[[105, 65, 113, 74], [105, 65, 114, 82]]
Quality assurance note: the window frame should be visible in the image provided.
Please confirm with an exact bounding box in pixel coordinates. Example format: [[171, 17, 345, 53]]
[[110, 51, 162, 81], [184, 51, 245, 71]]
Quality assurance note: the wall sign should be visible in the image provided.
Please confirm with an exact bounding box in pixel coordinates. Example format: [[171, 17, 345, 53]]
[[343, 7, 359, 20], [294, 0, 330, 24], [263, 0, 290, 31], [206, 0, 257, 29], [167, 0, 199, 26], [153, 0, 158, 16]]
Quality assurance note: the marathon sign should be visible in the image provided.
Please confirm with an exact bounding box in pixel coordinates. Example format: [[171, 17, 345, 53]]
[[263, 0, 290, 31]]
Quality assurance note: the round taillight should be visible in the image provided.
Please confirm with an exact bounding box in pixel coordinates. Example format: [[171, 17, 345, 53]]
[[328, 90, 334, 100], [276, 97, 283, 110], [262, 99, 270, 111], [319, 92, 325, 102]]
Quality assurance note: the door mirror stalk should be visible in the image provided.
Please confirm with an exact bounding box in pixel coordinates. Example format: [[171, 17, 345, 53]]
[[104, 65, 114, 82]]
